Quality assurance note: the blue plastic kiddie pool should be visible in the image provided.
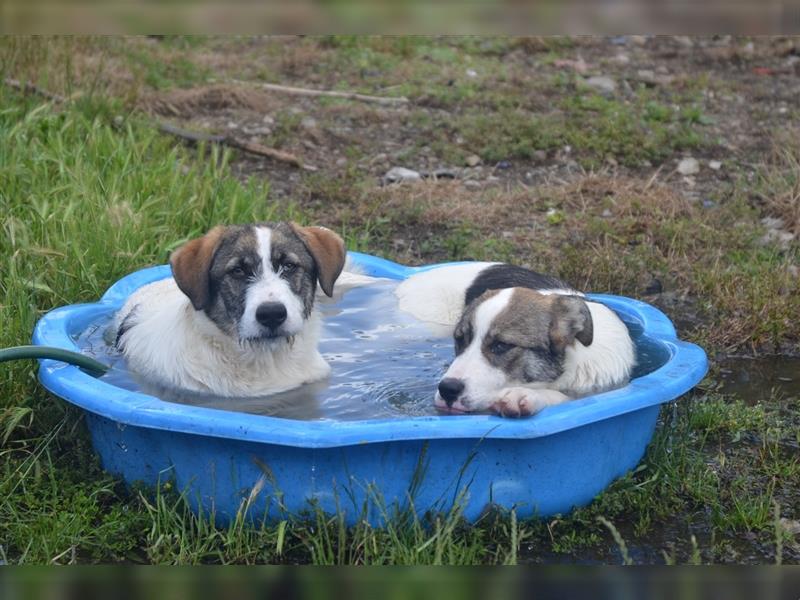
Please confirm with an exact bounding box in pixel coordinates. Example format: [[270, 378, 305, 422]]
[[32, 252, 708, 525]]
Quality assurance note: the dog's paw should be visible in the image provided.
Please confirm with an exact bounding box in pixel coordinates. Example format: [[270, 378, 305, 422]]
[[491, 388, 568, 418]]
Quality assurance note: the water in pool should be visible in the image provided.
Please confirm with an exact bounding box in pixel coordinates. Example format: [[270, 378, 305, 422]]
[[75, 279, 669, 421]]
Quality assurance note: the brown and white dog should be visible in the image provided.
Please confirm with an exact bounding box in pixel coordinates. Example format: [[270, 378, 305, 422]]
[[396, 263, 635, 417], [113, 222, 346, 397]]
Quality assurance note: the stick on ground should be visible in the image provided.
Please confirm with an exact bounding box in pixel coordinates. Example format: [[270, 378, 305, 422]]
[[246, 81, 409, 106], [156, 122, 317, 171], [2, 78, 317, 171], [3, 78, 67, 103]]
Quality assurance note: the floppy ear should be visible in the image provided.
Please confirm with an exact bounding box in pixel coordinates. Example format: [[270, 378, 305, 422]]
[[549, 295, 593, 352], [291, 224, 346, 297], [169, 226, 225, 310]]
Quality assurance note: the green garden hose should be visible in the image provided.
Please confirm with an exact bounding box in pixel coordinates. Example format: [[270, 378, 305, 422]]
[[0, 345, 109, 377]]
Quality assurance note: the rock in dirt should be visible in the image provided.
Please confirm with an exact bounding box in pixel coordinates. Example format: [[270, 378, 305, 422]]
[[677, 157, 700, 175], [465, 154, 481, 167], [709, 160, 722, 171], [761, 216, 785, 230], [584, 75, 617, 94], [760, 217, 796, 249], [384, 167, 422, 183], [775, 232, 798, 249], [779, 518, 800, 536], [643, 277, 663, 295], [635, 69, 675, 87], [243, 125, 271, 136], [463, 180, 482, 190], [553, 58, 589, 74]]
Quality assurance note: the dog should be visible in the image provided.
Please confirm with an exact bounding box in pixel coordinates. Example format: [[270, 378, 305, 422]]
[[113, 222, 346, 397], [395, 263, 635, 417]]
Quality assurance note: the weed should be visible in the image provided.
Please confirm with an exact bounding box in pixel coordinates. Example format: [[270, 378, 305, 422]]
[[0, 89, 278, 563], [437, 89, 708, 168], [597, 517, 632, 565], [757, 127, 800, 235]]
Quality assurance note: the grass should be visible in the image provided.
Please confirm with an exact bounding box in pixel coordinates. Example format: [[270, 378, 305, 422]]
[[320, 175, 799, 352], [0, 87, 527, 565], [757, 128, 800, 235], [0, 37, 212, 100], [0, 88, 285, 564], [0, 84, 796, 566], [0, 36, 799, 564], [435, 89, 707, 168], [268, 36, 710, 168]]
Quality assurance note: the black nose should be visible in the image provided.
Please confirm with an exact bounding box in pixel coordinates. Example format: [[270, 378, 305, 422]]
[[255, 302, 287, 329], [438, 378, 465, 406]]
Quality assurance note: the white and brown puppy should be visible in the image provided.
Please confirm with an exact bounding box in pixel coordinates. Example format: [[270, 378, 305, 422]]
[[113, 222, 346, 397], [396, 264, 635, 417]]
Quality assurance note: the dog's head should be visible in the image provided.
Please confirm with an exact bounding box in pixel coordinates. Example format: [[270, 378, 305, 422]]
[[435, 287, 593, 413], [170, 222, 345, 342]]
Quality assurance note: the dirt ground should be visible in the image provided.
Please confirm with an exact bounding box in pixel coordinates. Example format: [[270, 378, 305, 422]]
[[143, 36, 800, 194], [115, 35, 800, 355]]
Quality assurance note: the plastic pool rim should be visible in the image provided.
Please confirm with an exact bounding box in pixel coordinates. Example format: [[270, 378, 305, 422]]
[[32, 251, 709, 449]]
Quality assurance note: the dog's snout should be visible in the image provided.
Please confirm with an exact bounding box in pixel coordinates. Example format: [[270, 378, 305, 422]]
[[255, 302, 288, 329], [438, 378, 465, 405]]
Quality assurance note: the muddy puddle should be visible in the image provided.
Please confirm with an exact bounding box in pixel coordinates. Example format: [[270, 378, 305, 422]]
[[717, 356, 800, 404], [519, 355, 800, 564]]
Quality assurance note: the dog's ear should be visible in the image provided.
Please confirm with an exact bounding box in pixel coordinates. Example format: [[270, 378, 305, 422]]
[[291, 224, 346, 297], [549, 295, 593, 352], [170, 226, 225, 310]]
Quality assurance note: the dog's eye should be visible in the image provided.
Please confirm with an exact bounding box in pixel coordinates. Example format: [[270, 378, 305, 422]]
[[282, 261, 297, 274], [454, 325, 472, 354], [489, 341, 514, 355], [229, 265, 246, 278], [453, 334, 464, 352]]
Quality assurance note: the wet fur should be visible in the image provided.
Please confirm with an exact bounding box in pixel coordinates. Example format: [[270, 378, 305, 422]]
[[114, 222, 344, 397], [397, 263, 635, 416]]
